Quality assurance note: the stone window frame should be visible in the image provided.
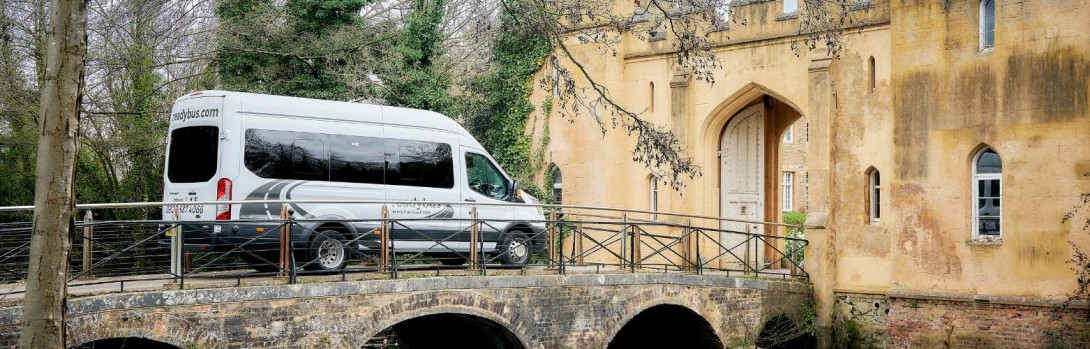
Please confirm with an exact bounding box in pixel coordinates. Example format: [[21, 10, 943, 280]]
[[867, 168, 880, 224], [649, 174, 660, 220], [784, 125, 794, 143], [549, 164, 563, 204], [868, 56, 876, 93], [551, 57, 560, 97], [783, 0, 798, 14], [649, 81, 655, 112], [972, 147, 1002, 242], [782, 171, 794, 212], [979, 0, 996, 51]]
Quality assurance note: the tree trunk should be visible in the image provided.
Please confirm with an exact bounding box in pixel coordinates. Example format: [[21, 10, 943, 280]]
[[20, 0, 88, 348]]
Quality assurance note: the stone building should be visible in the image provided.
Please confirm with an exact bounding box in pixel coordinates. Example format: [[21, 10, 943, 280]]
[[529, 0, 1090, 347]]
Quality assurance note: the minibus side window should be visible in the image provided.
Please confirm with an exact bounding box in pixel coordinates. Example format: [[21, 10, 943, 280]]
[[465, 152, 508, 200], [329, 135, 384, 184], [290, 139, 327, 180], [385, 139, 453, 189], [245, 129, 328, 181]]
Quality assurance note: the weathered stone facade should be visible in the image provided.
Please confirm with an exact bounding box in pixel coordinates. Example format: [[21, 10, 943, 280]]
[[0, 274, 810, 348], [531, 0, 1090, 347]]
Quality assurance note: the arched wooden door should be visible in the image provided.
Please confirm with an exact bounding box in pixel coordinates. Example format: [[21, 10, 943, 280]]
[[719, 103, 764, 269]]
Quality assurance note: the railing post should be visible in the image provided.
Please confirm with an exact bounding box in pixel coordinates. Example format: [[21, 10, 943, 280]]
[[695, 228, 702, 275], [557, 218, 565, 275], [576, 221, 584, 265], [380, 204, 389, 273], [631, 217, 639, 273], [170, 209, 182, 284], [682, 218, 691, 272], [286, 207, 297, 284], [469, 207, 479, 271], [279, 204, 290, 277], [81, 210, 93, 276], [548, 209, 558, 268], [619, 213, 628, 270], [745, 233, 752, 275]]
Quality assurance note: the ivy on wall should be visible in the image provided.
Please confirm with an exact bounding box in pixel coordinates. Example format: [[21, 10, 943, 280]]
[[470, 6, 554, 202]]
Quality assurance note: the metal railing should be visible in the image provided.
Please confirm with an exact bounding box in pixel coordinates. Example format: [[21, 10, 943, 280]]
[[0, 200, 808, 297]]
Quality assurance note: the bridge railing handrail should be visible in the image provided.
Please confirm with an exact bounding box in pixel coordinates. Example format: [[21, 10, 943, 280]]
[[0, 200, 809, 297], [0, 199, 812, 229]]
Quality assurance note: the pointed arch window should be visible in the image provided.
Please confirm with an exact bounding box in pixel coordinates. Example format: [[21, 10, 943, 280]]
[[973, 148, 1002, 239], [549, 164, 563, 204], [980, 0, 995, 50], [868, 169, 880, 224], [649, 175, 659, 220]]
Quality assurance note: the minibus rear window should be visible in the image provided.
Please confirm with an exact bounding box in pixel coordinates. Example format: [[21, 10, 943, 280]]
[[167, 126, 219, 183]]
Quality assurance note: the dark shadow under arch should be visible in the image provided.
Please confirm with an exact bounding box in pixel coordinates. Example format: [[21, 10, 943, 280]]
[[608, 304, 722, 349], [70, 337, 181, 349], [361, 313, 525, 349], [756, 315, 815, 349]]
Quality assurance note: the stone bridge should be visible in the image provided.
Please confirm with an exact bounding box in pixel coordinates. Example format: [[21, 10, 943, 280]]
[[0, 274, 811, 348]]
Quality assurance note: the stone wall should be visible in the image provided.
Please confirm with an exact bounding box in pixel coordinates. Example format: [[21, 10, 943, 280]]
[[834, 291, 1089, 349], [0, 274, 811, 349]]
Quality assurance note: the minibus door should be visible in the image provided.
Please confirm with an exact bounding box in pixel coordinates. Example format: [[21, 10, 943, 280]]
[[460, 148, 513, 257]]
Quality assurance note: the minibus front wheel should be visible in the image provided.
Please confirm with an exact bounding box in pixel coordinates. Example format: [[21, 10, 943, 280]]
[[499, 231, 531, 266], [308, 230, 348, 271]]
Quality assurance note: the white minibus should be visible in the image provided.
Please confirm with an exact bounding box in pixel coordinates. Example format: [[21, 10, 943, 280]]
[[161, 91, 546, 270]]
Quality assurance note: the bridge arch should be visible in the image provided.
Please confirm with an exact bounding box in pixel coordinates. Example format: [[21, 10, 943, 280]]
[[355, 291, 533, 348], [70, 337, 181, 349], [66, 312, 200, 349], [606, 303, 722, 349]]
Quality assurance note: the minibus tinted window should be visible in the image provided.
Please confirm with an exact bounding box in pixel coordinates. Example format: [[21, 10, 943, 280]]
[[167, 126, 219, 183], [386, 139, 453, 188], [329, 134, 384, 184], [245, 129, 328, 180]]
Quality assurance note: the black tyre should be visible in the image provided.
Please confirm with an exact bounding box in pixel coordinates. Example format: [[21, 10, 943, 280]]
[[438, 255, 467, 266], [242, 251, 281, 273], [307, 230, 348, 271], [499, 231, 531, 266]]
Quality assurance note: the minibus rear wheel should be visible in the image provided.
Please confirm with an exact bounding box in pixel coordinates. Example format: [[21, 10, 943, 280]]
[[308, 230, 348, 271], [499, 231, 531, 266]]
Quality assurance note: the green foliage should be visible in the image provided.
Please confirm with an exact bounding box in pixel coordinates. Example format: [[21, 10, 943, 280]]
[[381, 0, 454, 114], [216, 0, 379, 101], [467, 5, 553, 200], [783, 211, 807, 266]]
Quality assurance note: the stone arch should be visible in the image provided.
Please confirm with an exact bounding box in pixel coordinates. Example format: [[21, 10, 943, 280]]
[[66, 312, 203, 349], [606, 303, 722, 349], [598, 286, 727, 348], [353, 291, 534, 348], [700, 82, 807, 266], [69, 337, 181, 349]]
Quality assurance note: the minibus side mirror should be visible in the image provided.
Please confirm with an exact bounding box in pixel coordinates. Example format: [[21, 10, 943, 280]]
[[509, 180, 523, 202]]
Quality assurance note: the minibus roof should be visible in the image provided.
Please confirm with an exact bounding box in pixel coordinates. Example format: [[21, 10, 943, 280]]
[[175, 91, 481, 148]]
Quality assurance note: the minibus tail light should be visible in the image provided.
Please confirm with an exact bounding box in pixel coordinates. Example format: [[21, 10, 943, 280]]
[[216, 178, 232, 220]]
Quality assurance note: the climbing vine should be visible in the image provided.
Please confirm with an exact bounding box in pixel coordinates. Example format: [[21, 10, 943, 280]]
[[469, 4, 554, 201]]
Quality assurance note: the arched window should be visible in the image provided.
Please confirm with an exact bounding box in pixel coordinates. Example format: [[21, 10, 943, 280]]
[[549, 164, 563, 204], [980, 0, 995, 50], [649, 175, 659, 220], [868, 169, 881, 223], [649, 82, 655, 112], [973, 148, 1002, 239], [868, 56, 876, 93], [551, 58, 561, 97]]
